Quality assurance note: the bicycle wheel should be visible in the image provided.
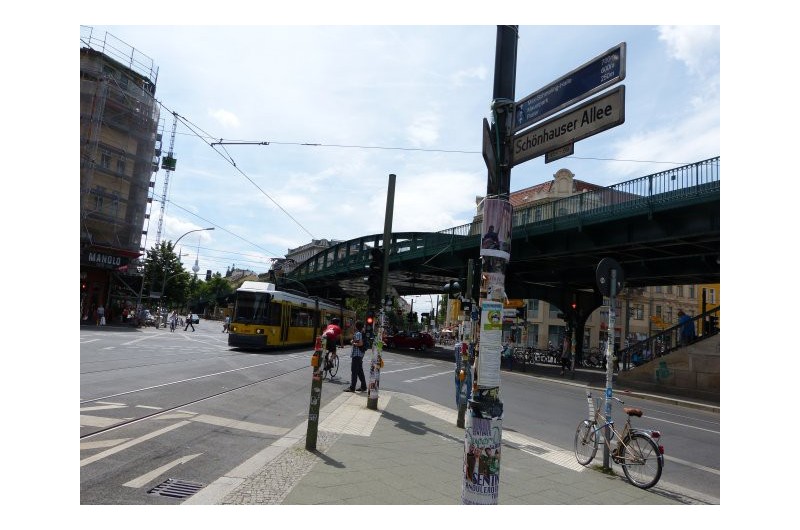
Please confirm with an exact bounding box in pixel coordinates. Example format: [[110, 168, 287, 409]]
[[574, 420, 598, 465], [620, 433, 663, 489], [329, 354, 339, 378]]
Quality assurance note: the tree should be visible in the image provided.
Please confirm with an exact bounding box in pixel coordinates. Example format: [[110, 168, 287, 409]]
[[143, 241, 191, 309]]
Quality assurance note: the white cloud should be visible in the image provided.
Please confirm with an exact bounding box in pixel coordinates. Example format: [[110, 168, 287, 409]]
[[658, 25, 720, 82], [208, 108, 241, 129], [406, 113, 441, 147]]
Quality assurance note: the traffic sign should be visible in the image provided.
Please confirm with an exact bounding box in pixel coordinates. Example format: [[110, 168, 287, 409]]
[[482, 117, 497, 183], [513, 42, 626, 133], [596, 258, 625, 297], [512, 85, 625, 167]]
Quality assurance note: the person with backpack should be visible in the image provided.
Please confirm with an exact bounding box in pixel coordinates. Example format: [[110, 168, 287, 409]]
[[344, 321, 368, 393]]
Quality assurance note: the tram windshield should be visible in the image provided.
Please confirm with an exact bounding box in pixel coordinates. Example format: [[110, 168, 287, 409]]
[[232, 291, 272, 324]]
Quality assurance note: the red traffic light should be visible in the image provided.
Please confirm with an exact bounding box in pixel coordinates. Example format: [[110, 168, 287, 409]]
[[366, 312, 375, 325], [570, 302, 577, 310]]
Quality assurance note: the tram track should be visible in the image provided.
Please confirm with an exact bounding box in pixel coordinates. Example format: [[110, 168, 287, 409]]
[[80, 362, 309, 440], [79, 349, 258, 375]]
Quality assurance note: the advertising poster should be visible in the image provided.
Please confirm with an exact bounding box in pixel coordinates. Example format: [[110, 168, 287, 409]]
[[461, 414, 503, 504], [368, 351, 381, 400], [480, 198, 513, 261], [478, 301, 502, 388]]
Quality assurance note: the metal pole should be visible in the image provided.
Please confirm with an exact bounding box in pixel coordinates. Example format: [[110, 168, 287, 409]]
[[602, 269, 617, 470], [462, 25, 517, 506], [367, 174, 395, 411], [306, 336, 324, 450]]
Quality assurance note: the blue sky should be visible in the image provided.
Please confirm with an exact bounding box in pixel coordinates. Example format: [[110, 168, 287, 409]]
[[78, 22, 720, 314]]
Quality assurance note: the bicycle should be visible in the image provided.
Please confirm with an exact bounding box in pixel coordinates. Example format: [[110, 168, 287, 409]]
[[574, 391, 664, 489], [321, 347, 340, 381]]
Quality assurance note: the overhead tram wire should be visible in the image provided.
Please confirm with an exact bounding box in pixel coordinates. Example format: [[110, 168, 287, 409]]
[[156, 101, 315, 240], [150, 191, 284, 259]]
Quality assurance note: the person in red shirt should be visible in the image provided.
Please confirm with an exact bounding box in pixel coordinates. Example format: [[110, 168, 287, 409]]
[[322, 318, 343, 371]]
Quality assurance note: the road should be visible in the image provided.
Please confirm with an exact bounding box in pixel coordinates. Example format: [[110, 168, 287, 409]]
[[80, 324, 719, 504]]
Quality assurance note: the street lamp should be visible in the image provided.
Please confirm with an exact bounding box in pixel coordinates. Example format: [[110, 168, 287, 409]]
[[161, 227, 214, 315]]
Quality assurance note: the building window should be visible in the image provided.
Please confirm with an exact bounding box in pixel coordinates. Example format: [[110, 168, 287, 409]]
[[689, 285, 695, 299], [100, 153, 111, 169], [117, 159, 126, 175], [548, 303, 561, 319], [655, 305, 662, 317], [534, 208, 542, 222], [527, 299, 539, 319], [676, 285, 683, 297], [708, 288, 716, 304], [666, 285, 673, 294], [654, 286, 662, 293], [665, 307, 673, 324], [527, 324, 539, 348], [630, 304, 644, 320]]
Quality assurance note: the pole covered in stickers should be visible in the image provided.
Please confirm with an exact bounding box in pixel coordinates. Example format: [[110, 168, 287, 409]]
[[462, 24, 518, 505]]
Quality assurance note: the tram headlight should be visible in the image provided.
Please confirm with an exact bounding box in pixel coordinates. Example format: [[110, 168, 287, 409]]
[[256, 328, 264, 334]]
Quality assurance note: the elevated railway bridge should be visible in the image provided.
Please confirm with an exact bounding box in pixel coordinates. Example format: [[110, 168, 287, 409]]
[[284, 156, 719, 350]]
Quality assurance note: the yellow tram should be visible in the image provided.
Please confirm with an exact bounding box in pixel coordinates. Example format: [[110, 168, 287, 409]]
[[227, 281, 354, 350]]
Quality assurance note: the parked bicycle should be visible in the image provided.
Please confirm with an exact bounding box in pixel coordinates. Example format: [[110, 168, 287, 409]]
[[574, 391, 665, 489]]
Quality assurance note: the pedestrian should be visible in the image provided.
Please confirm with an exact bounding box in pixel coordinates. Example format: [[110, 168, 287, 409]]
[[184, 312, 195, 332], [170, 310, 179, 332], [502, 338, 514, 371], [97, 305, 106, 326], [343, 321, 367, 393], [560, 334, 571, 375], [678, 310, 695, 346], [223, 315, 231, 333]]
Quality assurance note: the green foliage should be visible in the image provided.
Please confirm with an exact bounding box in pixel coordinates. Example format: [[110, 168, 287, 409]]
[[143, 241, 190, 309]]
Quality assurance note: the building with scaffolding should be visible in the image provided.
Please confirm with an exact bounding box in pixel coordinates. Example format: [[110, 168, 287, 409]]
[[80, 27, 161, 324]]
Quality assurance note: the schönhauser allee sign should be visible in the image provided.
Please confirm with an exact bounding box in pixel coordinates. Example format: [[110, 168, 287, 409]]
[[512, 85, 625, 167]]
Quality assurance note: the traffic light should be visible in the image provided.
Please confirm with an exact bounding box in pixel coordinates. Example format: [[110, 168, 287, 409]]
[[205, 269, 212, 281], [443, 279, 460, 299], [81, 282, 87, 292], [421, 312, 429, 325], [366, 248, 383, 308], [366, 311, 375, 327]]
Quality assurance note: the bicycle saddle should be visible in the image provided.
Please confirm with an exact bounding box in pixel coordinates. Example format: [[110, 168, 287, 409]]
[[623, 407, 643, 417]]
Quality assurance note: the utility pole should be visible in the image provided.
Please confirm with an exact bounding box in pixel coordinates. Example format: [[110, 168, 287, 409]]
[[367, 173, 395, 411], [462, 25, 518, 505]]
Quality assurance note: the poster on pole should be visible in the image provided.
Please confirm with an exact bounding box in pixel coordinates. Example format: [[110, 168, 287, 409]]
[[462, 414, 502, 504], [478, 300, 503, 388], [480, 199, 513, 261]]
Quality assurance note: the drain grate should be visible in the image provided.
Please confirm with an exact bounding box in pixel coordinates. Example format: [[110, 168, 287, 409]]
[[147, 478, 205, 499]]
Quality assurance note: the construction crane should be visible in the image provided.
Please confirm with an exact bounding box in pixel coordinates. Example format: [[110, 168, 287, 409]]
[[155, 111, 178, 247]]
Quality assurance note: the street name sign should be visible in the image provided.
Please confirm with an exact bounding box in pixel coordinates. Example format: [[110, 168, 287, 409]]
[[512, 85, 625, 167], [513, 42, 626, 133], [545, 143, 574, 164]]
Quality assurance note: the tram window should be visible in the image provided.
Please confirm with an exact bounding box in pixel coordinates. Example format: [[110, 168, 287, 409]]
[[267, 302, 282, 326], [292, 307, 313, 327]]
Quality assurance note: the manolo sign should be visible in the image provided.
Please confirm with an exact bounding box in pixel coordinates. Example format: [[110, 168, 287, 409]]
[[512, 85, 625, 167]]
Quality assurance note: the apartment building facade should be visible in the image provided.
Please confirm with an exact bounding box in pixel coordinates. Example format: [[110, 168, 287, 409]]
[[80, 27, 160, 323]]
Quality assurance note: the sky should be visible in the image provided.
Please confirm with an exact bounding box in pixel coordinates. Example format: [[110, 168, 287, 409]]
[[78, 22, 721, 316]]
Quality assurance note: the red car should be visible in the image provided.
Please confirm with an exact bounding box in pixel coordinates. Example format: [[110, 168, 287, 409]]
[[384, 330, 435, 351]]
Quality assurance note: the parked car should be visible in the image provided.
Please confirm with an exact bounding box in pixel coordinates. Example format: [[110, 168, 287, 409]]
[[189, 313, 200, 324], [383, 330, 435, 351]]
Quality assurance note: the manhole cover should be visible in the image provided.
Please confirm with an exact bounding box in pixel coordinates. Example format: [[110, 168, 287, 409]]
[[147, 478, 204, 499]]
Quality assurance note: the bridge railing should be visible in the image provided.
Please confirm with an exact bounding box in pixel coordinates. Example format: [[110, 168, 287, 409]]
[[510, 156, 720, 228]]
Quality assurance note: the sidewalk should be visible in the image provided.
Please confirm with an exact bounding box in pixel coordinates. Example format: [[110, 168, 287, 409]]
[[187, 388, 689, 506]]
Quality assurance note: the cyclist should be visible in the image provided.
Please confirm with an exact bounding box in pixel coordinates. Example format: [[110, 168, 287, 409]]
[[321, 317, 343, 373]]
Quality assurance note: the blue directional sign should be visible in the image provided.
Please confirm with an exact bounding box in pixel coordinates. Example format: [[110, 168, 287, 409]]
[[513, 43, 626, 133]]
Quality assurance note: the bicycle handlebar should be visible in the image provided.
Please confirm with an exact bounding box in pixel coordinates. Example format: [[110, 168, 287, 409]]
[[586, 391, 625, 405]]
